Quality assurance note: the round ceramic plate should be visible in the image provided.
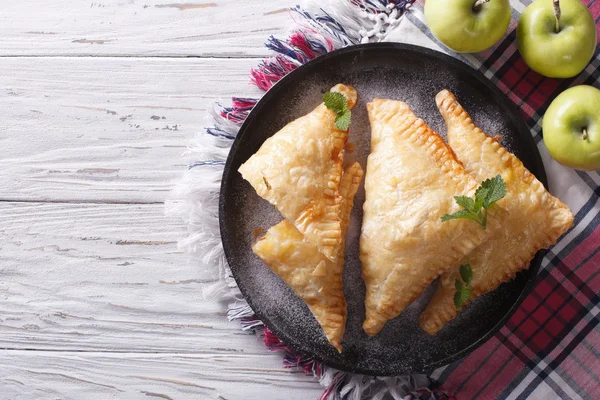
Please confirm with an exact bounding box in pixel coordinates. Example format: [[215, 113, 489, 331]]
[[219, 43, 546, 376]]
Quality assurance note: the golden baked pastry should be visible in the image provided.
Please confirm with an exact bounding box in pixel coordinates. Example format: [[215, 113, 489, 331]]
[[239, 84, 358, 261], [361, 98, 499, 336], [253, 162, 363, 352], [419, 90, 574, 335]]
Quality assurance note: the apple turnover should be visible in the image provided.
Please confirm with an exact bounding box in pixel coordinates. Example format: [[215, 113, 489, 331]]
[[361, 98, 501, 336], [253, 162, 364, 352], [419, 90, 574, 335], [239, 84, 357, 261]]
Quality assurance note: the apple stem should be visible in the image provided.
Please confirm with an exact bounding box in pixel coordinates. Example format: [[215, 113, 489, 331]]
[[472, 0, 490, 12], [583, 128, 589, 141], [554, 0, 561, 33]]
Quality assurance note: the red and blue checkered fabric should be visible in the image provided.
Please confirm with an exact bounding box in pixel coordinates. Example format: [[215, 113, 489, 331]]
[[401, 1, 600, 398]]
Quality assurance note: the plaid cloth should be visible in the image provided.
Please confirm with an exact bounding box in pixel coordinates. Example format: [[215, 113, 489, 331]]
[[386, 1, 600, 398]]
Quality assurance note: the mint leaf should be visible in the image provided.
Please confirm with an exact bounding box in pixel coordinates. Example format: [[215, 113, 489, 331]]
[[441, 209, 479, 223], [323, 92, 347, 114], [323, 92, 352, 131], [454, 196, 475, 211], [454, 278, 471, 309], [474, 186, 489, 208], [482, 174, 507, 208], [335, 109, 352, 131], [473, 194, 485, 212], [459, 264, 473, 285], [455, 278, 464, 292], [454, 265, 475, 309], [442, 175, 506, 229], [458, 286, 471, 308], [454, 290, 463, 309]]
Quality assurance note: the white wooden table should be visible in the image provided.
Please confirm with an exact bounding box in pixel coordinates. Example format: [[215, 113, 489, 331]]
[[2, 1, 325, 398]]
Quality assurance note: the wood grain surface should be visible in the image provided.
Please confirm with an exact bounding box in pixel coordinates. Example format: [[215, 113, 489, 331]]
[[1, 0, 288, 57], [0, 350, 323, 400], [0, 1, 323, 398], [1, 57, 261, 203]]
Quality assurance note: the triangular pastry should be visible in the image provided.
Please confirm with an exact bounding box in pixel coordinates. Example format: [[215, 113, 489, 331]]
[[239, 84, 358, 261], [361, 99, 500, 336], [419, 90, 574, 335], [253, 162, 364, 352]]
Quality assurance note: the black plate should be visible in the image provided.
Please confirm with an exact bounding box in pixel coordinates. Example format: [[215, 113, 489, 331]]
[[219, 43, 546, 376]]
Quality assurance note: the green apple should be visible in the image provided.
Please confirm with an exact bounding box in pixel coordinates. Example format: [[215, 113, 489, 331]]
[[517, 0, 597, 78], [425, 0, 511, 53], [543, 85, 600, 171]]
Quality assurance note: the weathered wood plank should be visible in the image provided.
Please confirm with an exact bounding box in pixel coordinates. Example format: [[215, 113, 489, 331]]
[[1, 56, 261, 203], [0, 201, 268, 353], [0, 350, 323, 400], [1, 0, 289, 57], [1, 202, 324, 397]]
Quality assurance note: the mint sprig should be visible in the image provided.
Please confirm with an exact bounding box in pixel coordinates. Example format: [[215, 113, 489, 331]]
[[323, 92, 352, 131], [454, 264, 473, 309], [442, 174, 506, 229]]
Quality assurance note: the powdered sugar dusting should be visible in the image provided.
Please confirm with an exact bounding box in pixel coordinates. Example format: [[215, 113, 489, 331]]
[[221, 45, 540, 375]]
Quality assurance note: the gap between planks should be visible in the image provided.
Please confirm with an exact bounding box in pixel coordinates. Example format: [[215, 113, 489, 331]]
[[0, 56, 260, 205]]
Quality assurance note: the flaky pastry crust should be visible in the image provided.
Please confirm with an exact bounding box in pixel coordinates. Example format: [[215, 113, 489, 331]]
[[253, 162, 364, 351], [239, 84, 357, 261], [361, 99, 499, 336], [419, 90, 574, 335]]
